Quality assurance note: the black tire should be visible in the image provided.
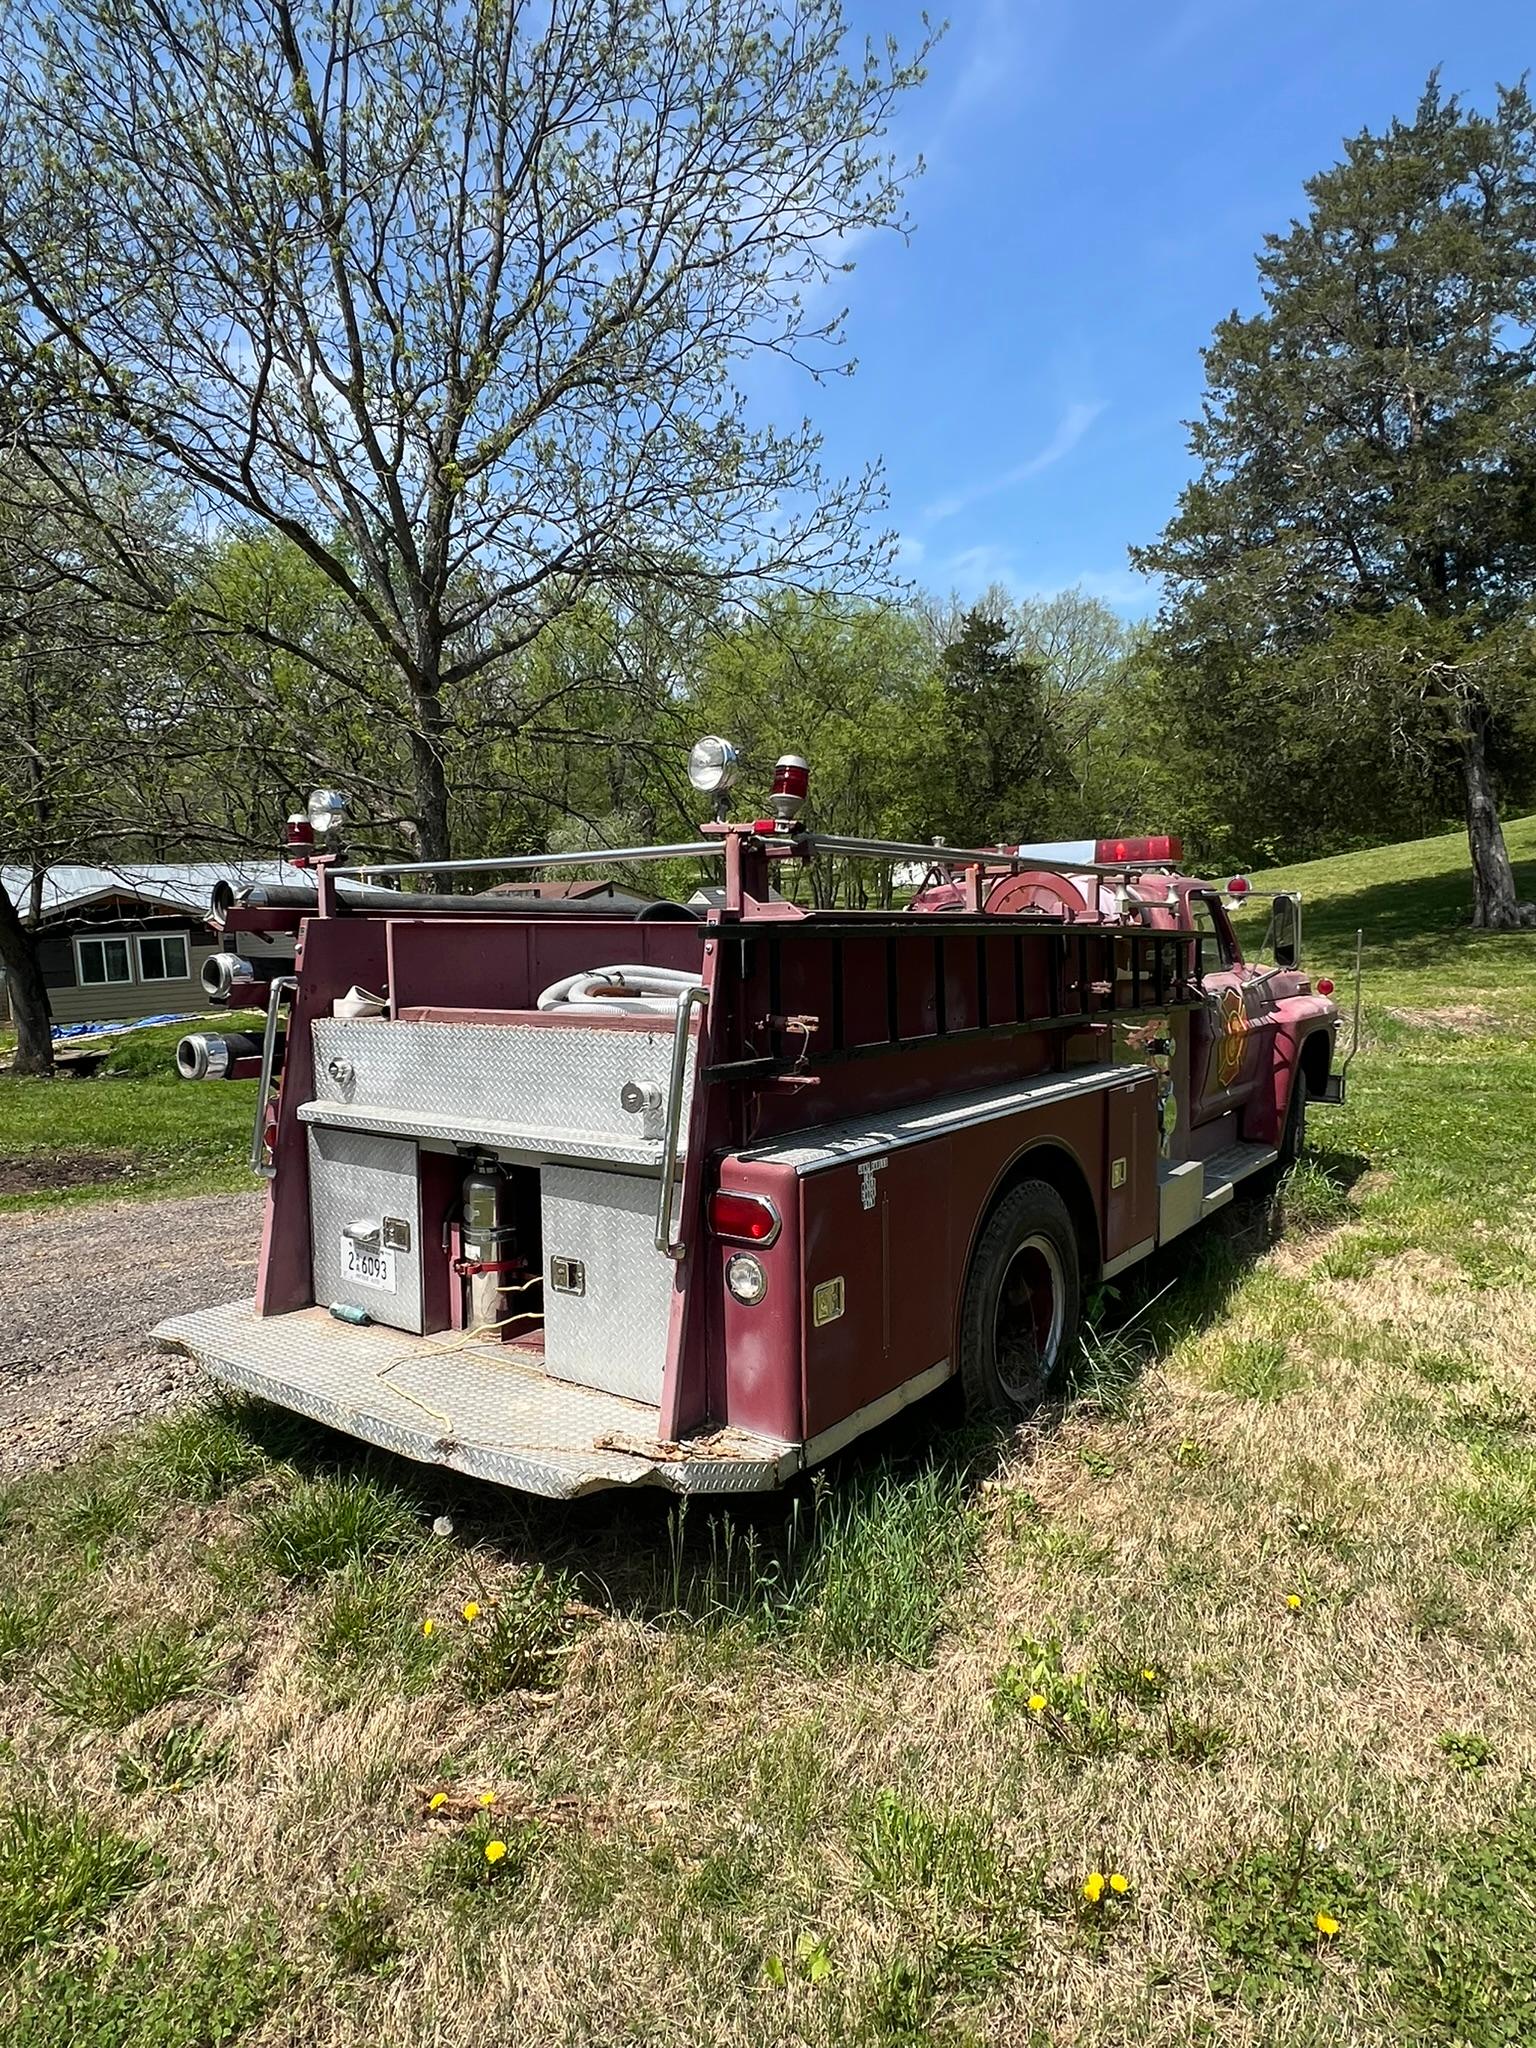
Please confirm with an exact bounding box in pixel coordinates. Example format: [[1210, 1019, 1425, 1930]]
[[1276, 1071, 1309, 1173], [958, 1179, 1081, 1420]]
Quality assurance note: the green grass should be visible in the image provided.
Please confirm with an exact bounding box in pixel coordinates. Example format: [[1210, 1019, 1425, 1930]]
[[0, 1803, 150, 1961], [0, 812, 1532, 2047], [39, 1628, 208, 1730], [0, 1011, 263, 1210], [248, 1472, 428, 1580], [8, 1935, 287, 2048]]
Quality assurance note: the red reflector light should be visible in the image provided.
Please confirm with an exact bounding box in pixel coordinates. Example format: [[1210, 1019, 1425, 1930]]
[[709, 1190, 781, 1246], [1226, 875, 1250, 896], [1095, 835, 1182, 864], [1316, 978, 1335, 996]]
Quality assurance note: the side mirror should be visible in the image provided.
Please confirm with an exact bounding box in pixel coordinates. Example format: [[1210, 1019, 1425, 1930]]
[[1271, 892, 1300, 968]]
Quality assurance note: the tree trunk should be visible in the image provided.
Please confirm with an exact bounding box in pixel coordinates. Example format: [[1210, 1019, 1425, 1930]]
[[407, 650, 454, 891], [0, 881, 54, 1075], [1460, 703, 1532, 929]]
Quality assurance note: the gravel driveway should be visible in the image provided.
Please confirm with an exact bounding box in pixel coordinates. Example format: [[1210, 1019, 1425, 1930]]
[[0, 1190, 262, 1479]]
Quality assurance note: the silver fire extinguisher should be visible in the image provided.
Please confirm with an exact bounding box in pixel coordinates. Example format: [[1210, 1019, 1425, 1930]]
[[460, 1159, 517, 1329]]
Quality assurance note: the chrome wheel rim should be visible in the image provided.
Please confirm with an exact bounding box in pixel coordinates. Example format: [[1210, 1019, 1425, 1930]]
[[993, 1233, 1065, 1402]]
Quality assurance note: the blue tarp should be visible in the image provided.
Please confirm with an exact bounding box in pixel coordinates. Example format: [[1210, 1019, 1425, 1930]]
[[52, 1013, 202, 1043]]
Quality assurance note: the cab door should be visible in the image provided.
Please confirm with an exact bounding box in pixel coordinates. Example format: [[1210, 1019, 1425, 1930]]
[[1185, 889, 1279, 1129]]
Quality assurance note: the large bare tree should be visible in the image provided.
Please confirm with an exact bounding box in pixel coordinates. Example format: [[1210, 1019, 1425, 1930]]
[[0, 0, 929, 867]]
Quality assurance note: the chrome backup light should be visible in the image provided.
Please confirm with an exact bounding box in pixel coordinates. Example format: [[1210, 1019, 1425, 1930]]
[[687, 736, 740, 796], [307, 788, 349, 836], [726, 1253, 768, 1305]]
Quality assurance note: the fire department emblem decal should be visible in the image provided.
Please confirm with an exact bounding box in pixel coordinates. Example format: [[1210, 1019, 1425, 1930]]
[[1215, 987, 1251, 1088]]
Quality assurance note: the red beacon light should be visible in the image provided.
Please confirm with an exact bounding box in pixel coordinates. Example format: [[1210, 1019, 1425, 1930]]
[[767, 752, 810, 832], [285, 814, 316, 867], [1315, 977, 1335, 997], [1226, 874, 1251, 898], [1095, 836, 1182, 865]]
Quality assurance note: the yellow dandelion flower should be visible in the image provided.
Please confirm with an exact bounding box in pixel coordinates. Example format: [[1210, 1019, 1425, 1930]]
[[479, 1791, 496, 1807], [484, 1840, 507, 1865], [1285, 1593, 1303, 1611], [428, 1792, 448, 1811], [462, 1600, 481, 1622], [1109, 1873, 1130, 1895], [1082, 1871, 1106, 1904], [1027, 1692, 1048, 1713], [421, 1617, 435, 1637], [1315, 1910, 1340, 1937], [1140, 1667, 1158, 1682]]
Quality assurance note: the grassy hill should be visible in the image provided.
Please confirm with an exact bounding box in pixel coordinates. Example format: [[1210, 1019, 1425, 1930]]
[[2, 817, 1535, 2047]]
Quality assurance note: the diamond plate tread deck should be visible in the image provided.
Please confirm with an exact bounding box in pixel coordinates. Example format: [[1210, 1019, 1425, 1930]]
[[154, 1301, 796, 1499]]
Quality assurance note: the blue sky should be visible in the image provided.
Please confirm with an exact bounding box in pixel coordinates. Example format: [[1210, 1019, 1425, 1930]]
[[776, 0, 1534, 617]]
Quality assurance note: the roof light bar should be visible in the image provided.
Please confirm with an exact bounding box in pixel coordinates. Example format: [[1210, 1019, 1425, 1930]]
[[1096, 835, 1183, 864]]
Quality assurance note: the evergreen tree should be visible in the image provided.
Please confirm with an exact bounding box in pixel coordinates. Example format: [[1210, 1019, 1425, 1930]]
[[1135, 77, 1536, 924]]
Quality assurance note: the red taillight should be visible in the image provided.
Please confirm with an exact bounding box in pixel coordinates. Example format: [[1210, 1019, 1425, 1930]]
[[1315, 977, 1335, 996], [1095, 835, 1183, 864], [709, 1190, 781, 1246], [1226, 875, 1250, 897]]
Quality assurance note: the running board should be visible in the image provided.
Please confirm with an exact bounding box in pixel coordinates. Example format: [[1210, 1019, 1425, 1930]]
[[1158, 1140, 1279, 1240]]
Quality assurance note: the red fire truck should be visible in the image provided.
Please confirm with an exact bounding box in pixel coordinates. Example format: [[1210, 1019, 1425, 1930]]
[[157, 743, 1344, 1498]]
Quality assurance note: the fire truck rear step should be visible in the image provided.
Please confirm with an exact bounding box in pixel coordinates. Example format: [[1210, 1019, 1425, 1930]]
[[153, 1301, 797, 1499]]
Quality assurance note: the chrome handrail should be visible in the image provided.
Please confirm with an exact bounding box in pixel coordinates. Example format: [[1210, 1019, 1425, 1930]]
[[654, 984, 710, 1260], [329, 834, 1175, 886], [250, 976, 297, 1177]]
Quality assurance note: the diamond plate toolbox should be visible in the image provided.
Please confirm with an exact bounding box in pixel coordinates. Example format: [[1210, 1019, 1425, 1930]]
[[541, 1166, 674, 1404], [308, 1126, 424, 1333], [309, 1018, 695, 1163]]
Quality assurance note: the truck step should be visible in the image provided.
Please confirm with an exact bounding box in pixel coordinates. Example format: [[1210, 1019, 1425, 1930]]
[[154, 1301, 795, 1500], [1157, 1139, 1280, 1237], [1195, 1139, 1280, 1216]]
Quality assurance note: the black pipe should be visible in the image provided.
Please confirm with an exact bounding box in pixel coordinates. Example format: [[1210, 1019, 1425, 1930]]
[[211, 879, 699, 921]]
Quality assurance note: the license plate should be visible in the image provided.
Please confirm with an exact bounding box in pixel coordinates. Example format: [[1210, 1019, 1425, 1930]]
[[341, 1238, 396, 1293]]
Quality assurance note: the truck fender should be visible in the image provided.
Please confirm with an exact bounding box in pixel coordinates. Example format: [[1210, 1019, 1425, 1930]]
[[957, 1137, 1102, 1327]]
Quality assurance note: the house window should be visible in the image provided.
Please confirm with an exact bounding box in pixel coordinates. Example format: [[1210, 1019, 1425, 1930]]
[[136, 933, 191, 982], [75, 936, 134, 986]]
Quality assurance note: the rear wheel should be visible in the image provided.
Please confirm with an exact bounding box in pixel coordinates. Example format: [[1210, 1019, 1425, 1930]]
[[959, 1179, 1081, 1420], [1276, 1071, 1309, 1172]]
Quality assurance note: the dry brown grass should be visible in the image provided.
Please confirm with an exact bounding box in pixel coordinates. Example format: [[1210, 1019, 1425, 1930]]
[[6, 1220, 1535, 2048]]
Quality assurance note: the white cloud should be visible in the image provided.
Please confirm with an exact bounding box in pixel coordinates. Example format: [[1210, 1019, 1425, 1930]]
[[920, 399, 1106, 524], [941, 0, 1030, 125], [935, 541, 1019, 594]]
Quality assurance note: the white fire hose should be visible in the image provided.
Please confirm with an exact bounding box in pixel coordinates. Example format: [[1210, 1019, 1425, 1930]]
[[535, 964, 703, 1018]]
